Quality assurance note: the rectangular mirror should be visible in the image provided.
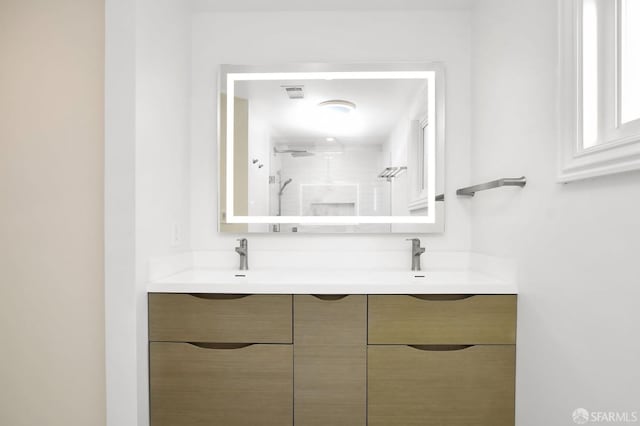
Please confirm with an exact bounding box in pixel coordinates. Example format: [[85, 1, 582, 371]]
[[218, 63, 445, 233]]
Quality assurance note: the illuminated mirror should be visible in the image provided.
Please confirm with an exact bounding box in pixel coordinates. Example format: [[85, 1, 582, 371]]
[[219, 64, 445, 233]]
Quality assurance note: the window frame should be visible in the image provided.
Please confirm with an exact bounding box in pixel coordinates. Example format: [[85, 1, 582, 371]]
[[558, 0, 640, 182]]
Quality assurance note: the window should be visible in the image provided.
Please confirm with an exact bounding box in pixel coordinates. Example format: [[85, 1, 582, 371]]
[[620, 0, 640, 124], [559, 0, 640, 181]]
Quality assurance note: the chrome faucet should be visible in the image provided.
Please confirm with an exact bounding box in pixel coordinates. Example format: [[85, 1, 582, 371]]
[[235, 238, 249, 271], [407, 238, 426, 271]]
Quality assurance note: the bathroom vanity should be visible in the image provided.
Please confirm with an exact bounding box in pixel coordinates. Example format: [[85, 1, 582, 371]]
[[148, 275, 517, 426]]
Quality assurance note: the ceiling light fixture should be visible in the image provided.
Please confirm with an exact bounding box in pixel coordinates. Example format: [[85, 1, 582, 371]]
[[325, 137, 336, 142], [318, 99, 356, 114]]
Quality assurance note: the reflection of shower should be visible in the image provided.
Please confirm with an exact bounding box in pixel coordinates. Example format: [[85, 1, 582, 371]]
[[274, 147, 315, 157], [279, 178, 293, 195], [278, 178, 293, 216]]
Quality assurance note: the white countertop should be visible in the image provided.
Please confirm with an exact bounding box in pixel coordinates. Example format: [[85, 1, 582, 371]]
[[148, 268, 517, 294]]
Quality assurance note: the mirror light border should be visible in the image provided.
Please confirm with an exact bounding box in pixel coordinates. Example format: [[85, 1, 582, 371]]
[[225, 69, 438, 224]]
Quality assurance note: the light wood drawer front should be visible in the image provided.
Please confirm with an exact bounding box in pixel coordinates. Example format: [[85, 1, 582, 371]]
[[368, 295, 516, 344], [150, 342, 293, 426], [368, 345, 516, 426], [294, 295, 367, 426], [149, 293, 292, 343]]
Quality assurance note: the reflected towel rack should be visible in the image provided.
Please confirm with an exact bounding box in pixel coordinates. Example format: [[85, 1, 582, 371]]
[[456, 176, 526, 197], [378, 166, 407, 181]]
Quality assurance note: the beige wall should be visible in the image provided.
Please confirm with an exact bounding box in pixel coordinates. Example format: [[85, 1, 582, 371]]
[[0, 1, 105, 425]]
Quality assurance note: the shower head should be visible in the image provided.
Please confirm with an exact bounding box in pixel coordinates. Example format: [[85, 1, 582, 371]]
[[274, 147, 315, 157], [279, 178, 293, 195]]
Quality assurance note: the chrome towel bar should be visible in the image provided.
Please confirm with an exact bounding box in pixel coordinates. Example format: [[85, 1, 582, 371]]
[[456, 176, 526, 197], [378, 166, 407, 181]]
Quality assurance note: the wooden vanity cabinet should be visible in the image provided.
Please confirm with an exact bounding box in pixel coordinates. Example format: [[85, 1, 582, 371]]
[[367, 294, 517, 426], [294, 295, 367, 426], [148, 293, 516, 426], [148, 294, 293, 426]]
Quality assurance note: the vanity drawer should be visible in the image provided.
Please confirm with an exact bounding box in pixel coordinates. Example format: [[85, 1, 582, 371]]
[[150, 342, 293, 426], [368, 295, 516, 344], [149, 293, 292, 343], [368, 344, 515, 426]]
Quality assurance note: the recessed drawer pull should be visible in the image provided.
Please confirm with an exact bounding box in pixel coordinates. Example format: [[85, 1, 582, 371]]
[[409, 294, 475, 301], [408, 345, 474, 351], [188, 293, 251, 300], [188, 343, 255, 350], [311, 294, 349, 301], [149, 294, 292, 343], [368, 295, 516, 345]]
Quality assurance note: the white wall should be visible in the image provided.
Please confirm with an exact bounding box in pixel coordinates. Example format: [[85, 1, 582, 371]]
[[470, 1, 640, 424], [106, 0, 192, 425], [135, 1, 192, 424], [190, 9, 472, 248], [136, 0, 192, 260]]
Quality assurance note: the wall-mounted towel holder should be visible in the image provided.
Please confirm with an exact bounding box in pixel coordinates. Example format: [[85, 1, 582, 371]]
[[378, 166, 407, 181], [378, 166, 445, 201], [456, 176, 526, 197]]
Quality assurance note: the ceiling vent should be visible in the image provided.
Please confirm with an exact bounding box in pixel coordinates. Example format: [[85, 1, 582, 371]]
[[282, 85, 304, 99]]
